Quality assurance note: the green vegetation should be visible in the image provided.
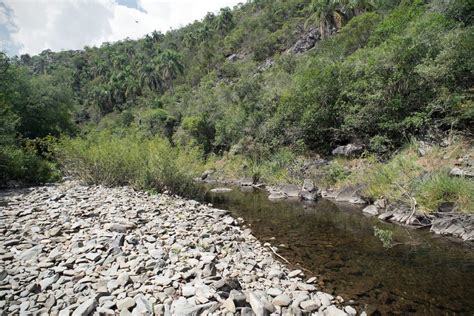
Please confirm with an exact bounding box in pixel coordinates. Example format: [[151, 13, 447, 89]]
[[0, 0, 472, 209], [56, 129, 203, 196], [373, 226, 395, 249], [332, 140, 474, 213]]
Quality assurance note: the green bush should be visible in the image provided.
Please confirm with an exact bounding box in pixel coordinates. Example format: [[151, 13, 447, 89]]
[[0, 145, 60, 186], [415, 171, 474, 213], [56, 129, 203, 196]]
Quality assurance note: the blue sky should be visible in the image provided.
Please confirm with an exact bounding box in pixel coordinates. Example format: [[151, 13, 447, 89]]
[[0, 0, 242, 56]]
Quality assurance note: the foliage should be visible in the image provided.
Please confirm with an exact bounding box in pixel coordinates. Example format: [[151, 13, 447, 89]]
[[416, 171, 474, 213], [1, 0, 473, 192], [373, 226, 394, 249], [55, 129, 203, 196]]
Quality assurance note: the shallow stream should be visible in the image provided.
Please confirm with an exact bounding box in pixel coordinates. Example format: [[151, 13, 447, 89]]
[[203, 186, 474, 315]]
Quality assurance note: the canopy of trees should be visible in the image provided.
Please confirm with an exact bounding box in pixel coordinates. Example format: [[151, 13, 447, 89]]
[[1, 0, 473, 184]]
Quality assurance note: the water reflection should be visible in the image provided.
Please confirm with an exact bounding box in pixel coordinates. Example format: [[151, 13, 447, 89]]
[[204, 186, 474, 315]]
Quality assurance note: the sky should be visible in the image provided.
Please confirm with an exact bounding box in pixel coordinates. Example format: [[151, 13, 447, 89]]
[[0, 0, 243, 56]]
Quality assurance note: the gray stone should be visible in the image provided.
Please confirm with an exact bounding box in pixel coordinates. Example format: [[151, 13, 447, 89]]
[[266, 288, 283, 297], [280, 185, 300, 198], [300, 299, 320, 312], [155, 276, 171, 286], [17, 245, 43, 261], [272, 294, 291, 306], [288, 269, 302, 278], [248, 292, 268, 316], [344, 305, 357, 315], [72, 298, 97, 316], [332, 144, 363, 157], [222, 297, 236, 313], [335, 186, 366, 204], [450, 167, 474, 178], [40, 274, 59, 291], [302, 179, 316, 192], [133, 294, 152, 315], [117, 297, 135, 310], [362, 205, 378, 216]]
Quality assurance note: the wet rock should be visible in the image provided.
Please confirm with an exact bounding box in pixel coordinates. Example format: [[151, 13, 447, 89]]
[[362, 205, 378, 216], [268, 192, 286, 200], [334, 186, 366, 204], [210, 188, 232, 193], [280, 185, 300, 198], [240, 177, 255, 186]]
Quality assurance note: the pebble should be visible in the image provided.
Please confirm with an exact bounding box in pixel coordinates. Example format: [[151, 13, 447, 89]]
[[0, 181, 355, 315]]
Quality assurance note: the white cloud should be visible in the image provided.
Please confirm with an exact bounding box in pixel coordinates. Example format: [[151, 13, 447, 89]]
[[2, 0, 242, 56]]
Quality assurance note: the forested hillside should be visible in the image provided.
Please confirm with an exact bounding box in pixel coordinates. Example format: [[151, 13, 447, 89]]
[[1, 0, 473, 204]]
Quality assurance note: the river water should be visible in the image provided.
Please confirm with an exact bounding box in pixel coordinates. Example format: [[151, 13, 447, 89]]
[[203, 186, 474, 315]]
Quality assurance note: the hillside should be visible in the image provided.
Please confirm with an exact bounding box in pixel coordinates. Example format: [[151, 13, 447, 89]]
[[1, 0, 473, 212]]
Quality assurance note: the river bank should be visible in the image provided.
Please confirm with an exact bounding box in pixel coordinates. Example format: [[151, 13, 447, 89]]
[[198, 140, 474, 246], [0, 181, 358, 316], [204, 185, 474, 314]]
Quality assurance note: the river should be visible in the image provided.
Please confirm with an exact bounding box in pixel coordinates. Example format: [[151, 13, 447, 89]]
[[203, 186, 474, 315]]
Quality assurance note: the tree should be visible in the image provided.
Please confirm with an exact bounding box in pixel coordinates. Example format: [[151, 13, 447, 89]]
[[214, 7, 235, 35], [306, 0, 338, 39], [156, 50, 184, 92]]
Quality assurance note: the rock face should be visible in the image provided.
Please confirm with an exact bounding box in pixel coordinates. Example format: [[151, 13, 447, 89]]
[[332, 144, 364, 157], [0, 181, 356, 315], [430, 214, 474, 242], [288, 28, 321, 54]]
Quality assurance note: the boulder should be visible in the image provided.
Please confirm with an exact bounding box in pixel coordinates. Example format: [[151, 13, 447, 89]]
[[449, 167, 474, 178], [299, 191, 318, 201], [302, 179, 316, 193], [332, 144, 364, 157], [240, 177, 255, 186], [362, 205, 378, 216], [334, 186, 366, 204], [280, 184, 300, 198]]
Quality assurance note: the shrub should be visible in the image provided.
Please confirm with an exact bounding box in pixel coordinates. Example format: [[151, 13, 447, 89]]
[[0, 144, 59, 186], [415, 171, 474, 213], [56, 129, 203, 196]]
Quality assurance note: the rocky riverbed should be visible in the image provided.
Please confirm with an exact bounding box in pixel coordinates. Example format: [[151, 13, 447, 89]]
[[0, 181, 360, 316]]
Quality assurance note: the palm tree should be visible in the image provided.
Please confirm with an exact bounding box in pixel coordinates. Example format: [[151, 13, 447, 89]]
[[214, 7, 234, 35], [151, 31, 164, 42], [156, 50, 184, 92], [140, 64, 163, 93], [183, 32, 197, 48], [306, 0, 338, 39]]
